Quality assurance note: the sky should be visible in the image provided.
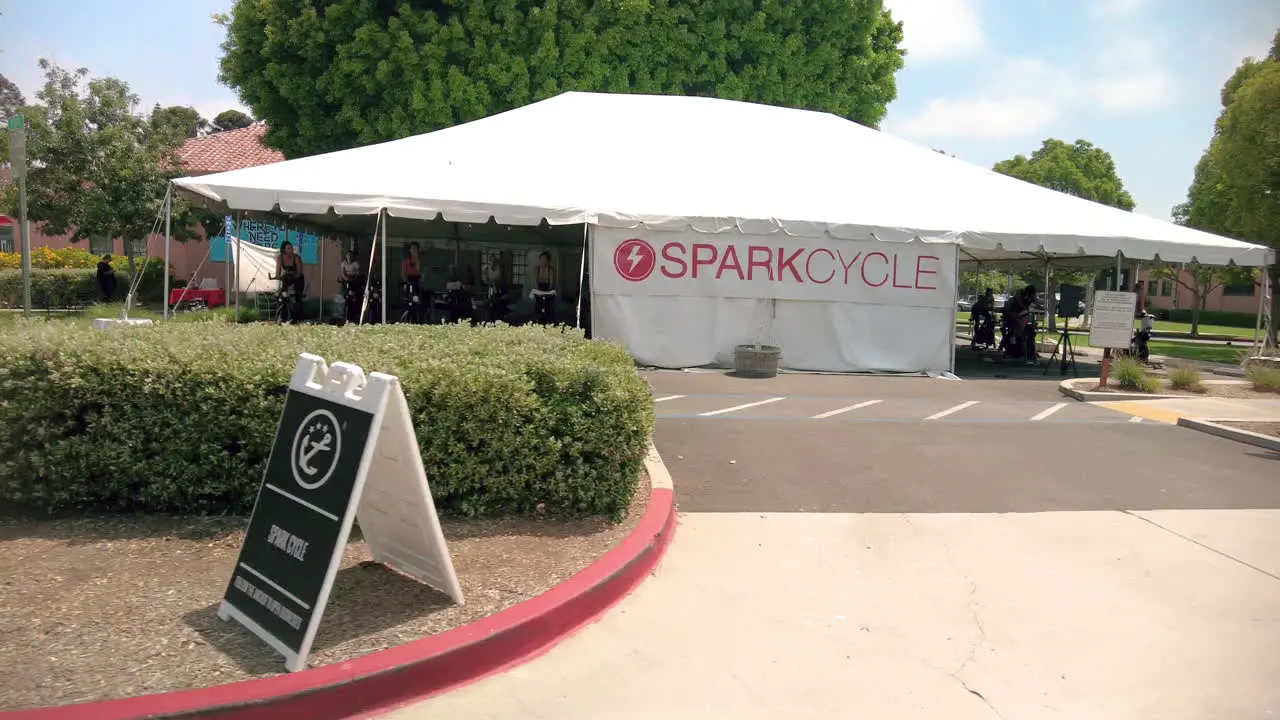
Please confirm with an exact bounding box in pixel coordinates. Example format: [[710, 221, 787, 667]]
[[1, 0, 1277, 221]]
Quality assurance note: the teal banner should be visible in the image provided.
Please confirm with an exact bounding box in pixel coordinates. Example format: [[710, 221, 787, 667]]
[[213, 218, 320, 264]]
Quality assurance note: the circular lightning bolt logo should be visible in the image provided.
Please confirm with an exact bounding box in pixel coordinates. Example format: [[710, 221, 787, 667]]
[[613, 238, 657, 282]]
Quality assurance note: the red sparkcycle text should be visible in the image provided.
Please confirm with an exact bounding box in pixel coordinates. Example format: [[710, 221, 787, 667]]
[[657, 242, 940, 291]]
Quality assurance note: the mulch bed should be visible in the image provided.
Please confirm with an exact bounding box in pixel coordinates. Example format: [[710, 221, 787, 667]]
[[1218, 421, 1280, 439], [0, 477, 648, 712], [1086, 381, 1280, 400]]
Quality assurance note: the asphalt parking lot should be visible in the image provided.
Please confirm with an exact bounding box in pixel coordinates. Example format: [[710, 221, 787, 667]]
[[646, 370, 1280, 515]]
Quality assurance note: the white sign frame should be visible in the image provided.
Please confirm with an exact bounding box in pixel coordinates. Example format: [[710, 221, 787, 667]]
[[1090, 290, 1138, 349], [218, 353, 463, 672]]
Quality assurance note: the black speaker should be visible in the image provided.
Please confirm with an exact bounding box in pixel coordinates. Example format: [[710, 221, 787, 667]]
[[1058, 284, 1085, 319]]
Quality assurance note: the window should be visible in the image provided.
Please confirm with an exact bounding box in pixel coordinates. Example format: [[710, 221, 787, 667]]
[[0, 224, 12, 253], [1223, 279, 1255, 296], [510, 251, 529, 290], [89, 236, 115, 256], [1160, 280, 1173, 297]]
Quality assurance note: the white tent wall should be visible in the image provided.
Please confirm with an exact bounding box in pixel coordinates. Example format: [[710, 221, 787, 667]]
[[590, 226, 958, 373], [227, 237, 279, 294]]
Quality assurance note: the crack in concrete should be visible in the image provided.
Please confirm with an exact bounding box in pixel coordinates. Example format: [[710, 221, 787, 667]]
[[900, 514, 1006, 719], [1122, 511, 1280, 583]]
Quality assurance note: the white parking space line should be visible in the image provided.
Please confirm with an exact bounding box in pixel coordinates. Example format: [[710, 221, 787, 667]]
[[1029, 402, 1068, 422], [924, 401, 979, 421], [698, 397, 785, 417], [1129, 416, 1143, 423], [811, 400, 882, 420], [654, 395, 686, 403]]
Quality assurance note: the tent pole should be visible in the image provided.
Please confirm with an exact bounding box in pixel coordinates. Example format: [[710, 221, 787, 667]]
[[950, 246, 960, 375], [576, 225, 587, 330], [318, 228, 325, 319], [162, 185, 172, 321], [380, 209, 388, 324], [234, 219, 242, 319], [1114, 253, 1122, 291], [1255, 262, 1268, 352]]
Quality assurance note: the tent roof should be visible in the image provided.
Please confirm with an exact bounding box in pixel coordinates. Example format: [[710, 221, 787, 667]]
[[173, 92, 1273, 267]]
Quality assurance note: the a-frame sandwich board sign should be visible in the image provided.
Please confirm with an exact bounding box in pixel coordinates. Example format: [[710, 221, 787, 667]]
[[218, 353, 464, 672]]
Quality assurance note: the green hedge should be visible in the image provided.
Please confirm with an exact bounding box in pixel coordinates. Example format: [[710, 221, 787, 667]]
[[0, 269, 100, 308], [0, 322, 654, 518], [0, 259, 172, 308], [1149, 308, 1258, 328]]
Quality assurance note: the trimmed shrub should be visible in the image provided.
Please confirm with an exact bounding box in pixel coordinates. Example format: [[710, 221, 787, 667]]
[[0, 258, 172, 308], [0, 268, 99, 308], [0, 323, 654, 518], [1167, 366, 1205, 392]]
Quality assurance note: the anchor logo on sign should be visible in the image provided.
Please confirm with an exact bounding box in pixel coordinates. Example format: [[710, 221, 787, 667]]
[[291, 409, 342, 490]]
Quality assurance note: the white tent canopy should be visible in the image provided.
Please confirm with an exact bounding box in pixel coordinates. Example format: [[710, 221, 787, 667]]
[[173, 91, 1272, 268]]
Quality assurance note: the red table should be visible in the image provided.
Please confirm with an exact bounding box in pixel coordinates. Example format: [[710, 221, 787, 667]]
[[169, 288, 227, 308]]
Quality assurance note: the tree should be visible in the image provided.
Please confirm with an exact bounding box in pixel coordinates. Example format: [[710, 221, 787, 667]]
[[149, 104, 208, 141], [1150, 262, 1256, 334], [0, 73, 23, 120], [994, 138, 1136, 329], [1178, 31, 1279, 344], [994, 138, 1137, 211], [211, 109, 254, 132], [5, 61, 203, 281], [216, 0, 906, 158]]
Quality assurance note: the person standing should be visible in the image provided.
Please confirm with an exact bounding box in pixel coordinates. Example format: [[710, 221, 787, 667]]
[[532, 251, 557, 324], [96, 254, 117, 302]]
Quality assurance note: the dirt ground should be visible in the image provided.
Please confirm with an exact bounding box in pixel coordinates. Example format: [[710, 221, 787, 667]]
[[0, 478, 649, 712], [1219, 421, 1280, 439]]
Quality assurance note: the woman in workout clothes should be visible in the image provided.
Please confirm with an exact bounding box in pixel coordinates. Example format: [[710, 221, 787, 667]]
[[274, 241, 305, 298]]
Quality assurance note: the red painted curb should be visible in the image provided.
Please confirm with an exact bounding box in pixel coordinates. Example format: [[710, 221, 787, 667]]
[[5, 487, 676, 720]]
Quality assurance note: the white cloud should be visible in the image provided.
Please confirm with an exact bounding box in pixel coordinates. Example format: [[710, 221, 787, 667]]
[[897, 97, 1060, 141], [891, 35, 1175, 143], [1089, 0, 1144, 18], [883, 0, 985, 63]]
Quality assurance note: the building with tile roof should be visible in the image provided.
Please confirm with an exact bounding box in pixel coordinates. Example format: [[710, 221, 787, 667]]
[[176, 123, 285, 175]]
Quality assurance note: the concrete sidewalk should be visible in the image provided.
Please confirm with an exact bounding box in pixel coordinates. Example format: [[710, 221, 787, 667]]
[[381, 511, 1280, 720], [1097, 397, 1280, 424]]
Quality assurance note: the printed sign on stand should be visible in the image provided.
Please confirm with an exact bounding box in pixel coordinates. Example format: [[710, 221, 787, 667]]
[[1089, 291, 1139, 349], [218, 354, 463, 672]]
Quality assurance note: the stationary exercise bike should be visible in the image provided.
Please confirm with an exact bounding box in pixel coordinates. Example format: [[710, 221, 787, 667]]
[[398, 280, 424, 324], [269, 274, 303, 324]]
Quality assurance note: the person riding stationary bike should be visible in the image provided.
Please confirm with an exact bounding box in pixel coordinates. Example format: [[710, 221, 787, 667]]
[[269, 241, 305, 323], [400, 242, 424, 324], [970, 288, 997, 349]]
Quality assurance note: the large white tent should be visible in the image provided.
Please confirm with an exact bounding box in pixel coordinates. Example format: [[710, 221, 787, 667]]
[[170, 91, 1273, 373]]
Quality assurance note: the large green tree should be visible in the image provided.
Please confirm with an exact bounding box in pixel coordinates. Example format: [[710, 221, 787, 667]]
[[992, 138, 1136, 328], [5, 61, 203, 279], [149, 104, 209, 141], [0, 73, 23, 121], [994, 138, 1136, 211], [1177, 30, 1280, 343], [216, 0, 906, 158], [211, 108, 254, 132]]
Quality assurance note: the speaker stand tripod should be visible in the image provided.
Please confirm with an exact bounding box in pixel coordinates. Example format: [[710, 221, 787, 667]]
[[1042, 316, 1079, 377]]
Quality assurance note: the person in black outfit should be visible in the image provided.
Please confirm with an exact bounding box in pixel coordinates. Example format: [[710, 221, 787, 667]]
[[96, 254, 117, 302], [970, 288, 996, 349]]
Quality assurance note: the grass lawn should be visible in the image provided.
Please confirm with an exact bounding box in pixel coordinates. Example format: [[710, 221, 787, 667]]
[[1144, 342, 1247, 365], [0, 304, 169, 329], [956, 311, 1254, 339]]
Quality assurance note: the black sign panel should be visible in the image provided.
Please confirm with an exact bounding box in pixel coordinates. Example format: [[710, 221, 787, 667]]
[[222, 389, 375, 654]]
